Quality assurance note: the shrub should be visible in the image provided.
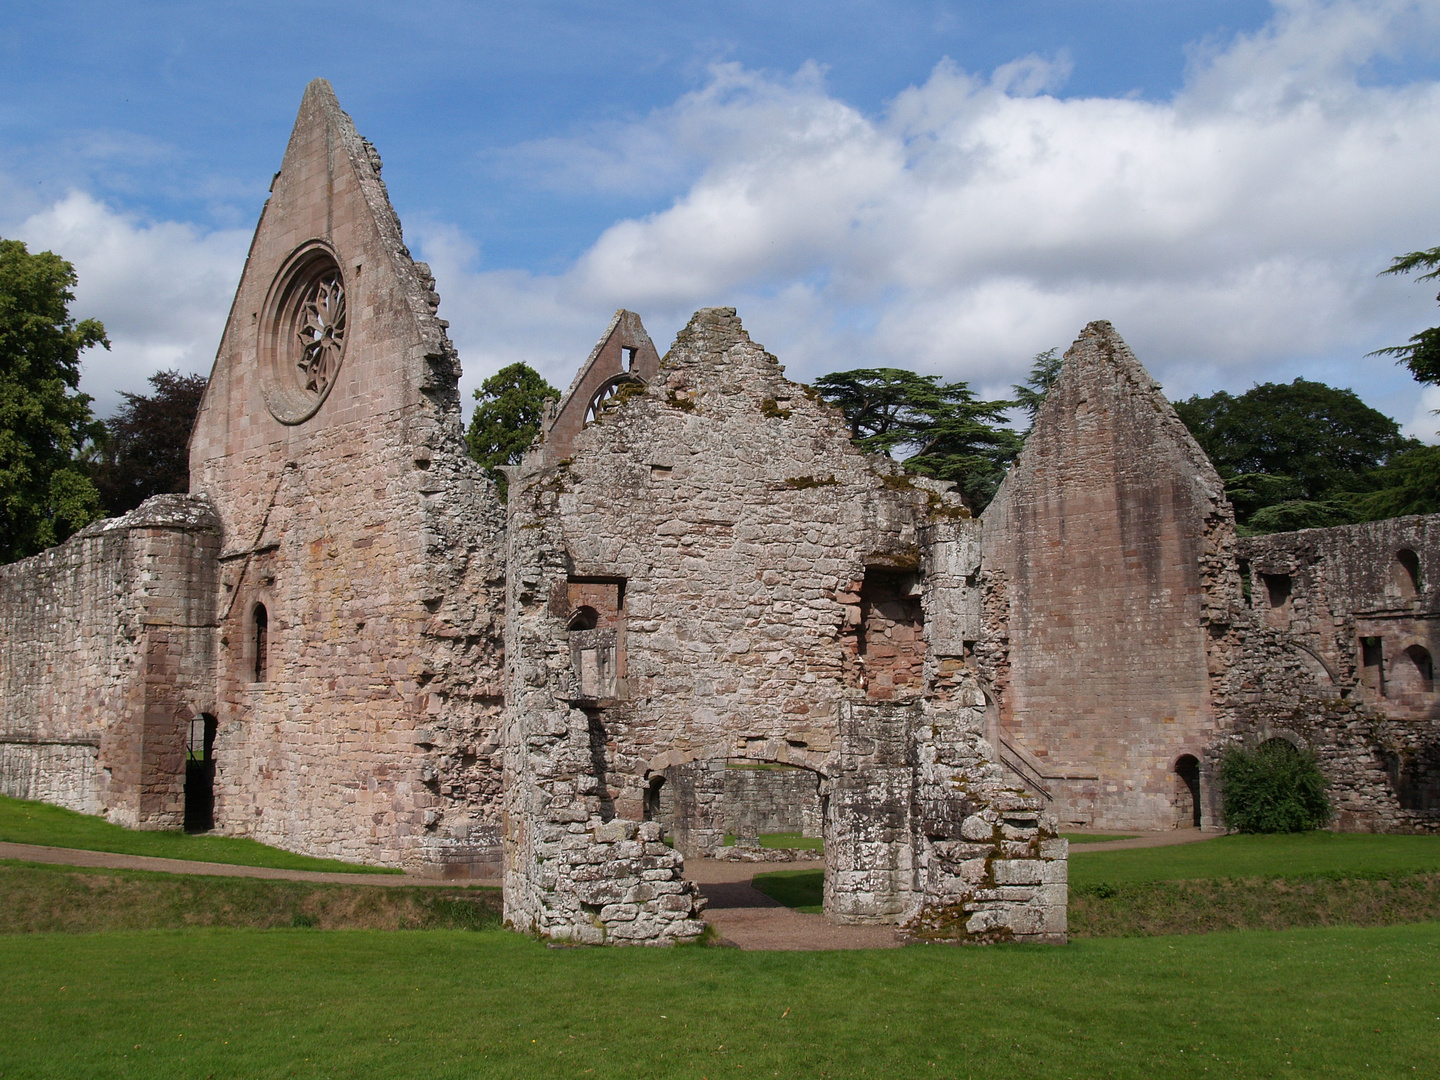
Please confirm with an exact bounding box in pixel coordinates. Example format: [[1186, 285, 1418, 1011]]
[[1219, 741, 1331, 833]]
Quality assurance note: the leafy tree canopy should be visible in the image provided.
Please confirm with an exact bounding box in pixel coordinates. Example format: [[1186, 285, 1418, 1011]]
[[1175, 377, 1435, 533], [1174, 378, 1415, 499], [1371, 245, 1440, 387], [91, 369, 209, 518], [811, 367, 1021, 510], [0, 238, 107, 561], [1012, 347, 1063, 421], [466, 362, 559, 501]]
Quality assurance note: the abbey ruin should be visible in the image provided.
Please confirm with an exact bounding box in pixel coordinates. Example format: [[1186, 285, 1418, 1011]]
[[2, 81, 1436, 945]]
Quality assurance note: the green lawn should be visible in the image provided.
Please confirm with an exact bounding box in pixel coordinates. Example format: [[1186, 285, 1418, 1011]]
[[752, 868, 824, 912], [0, 861, 500, 933], [1, 923, 1436, 1078], [1070, 831, 1440, 890], [720, 831, 824, 851], [0, 795, 400, 874]]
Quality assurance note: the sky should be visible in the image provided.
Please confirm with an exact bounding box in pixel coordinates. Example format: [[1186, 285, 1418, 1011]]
[[3, 0, 1440, 440]]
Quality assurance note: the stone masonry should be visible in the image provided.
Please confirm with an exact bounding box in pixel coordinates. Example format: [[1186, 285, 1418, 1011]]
[[3, 80, 1437, 944]]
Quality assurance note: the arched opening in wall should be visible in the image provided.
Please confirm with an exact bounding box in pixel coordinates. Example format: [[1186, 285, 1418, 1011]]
[[1402, 645, 1434, 694], [643, 774, 665, 823], [1260, 735, 1301, 756], [253, 603, 269, 683], [184, 713, 218, 833], [1391, 549, 1421, 598], [1173, 755, 1202, 829], [567, 606, 599, 631]]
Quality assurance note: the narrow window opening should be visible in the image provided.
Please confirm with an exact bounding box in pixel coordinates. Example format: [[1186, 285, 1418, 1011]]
[[1361, 636, 1385, 697], [253, 604, 269, 683], [623, 346, 637, 371], [1238, 559, 1252, 606], [643, 775, 665, 823]]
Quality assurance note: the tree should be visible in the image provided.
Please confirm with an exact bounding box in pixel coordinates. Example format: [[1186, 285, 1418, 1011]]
[[0, 238, 107, 562], [466, 362, 559, 501], [1370, 245, 1440, 387], [1174, 377, 1437, 533], [811, 367, 1021, 510], [1012, 347, 1063, 421], [90, 369, 209, 517]]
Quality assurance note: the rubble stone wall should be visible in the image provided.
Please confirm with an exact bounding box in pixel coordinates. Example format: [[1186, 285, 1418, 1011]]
[[1211, 516, 1440, 831], [503, 308, 1066, 944], [0, 496, 219, 827]]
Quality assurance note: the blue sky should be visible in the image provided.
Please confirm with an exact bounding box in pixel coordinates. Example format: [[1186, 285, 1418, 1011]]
[[4, 1, 1440, 438]]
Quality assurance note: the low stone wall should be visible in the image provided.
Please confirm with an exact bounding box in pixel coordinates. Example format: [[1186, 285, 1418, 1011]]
[[508, 818, 707, 945]]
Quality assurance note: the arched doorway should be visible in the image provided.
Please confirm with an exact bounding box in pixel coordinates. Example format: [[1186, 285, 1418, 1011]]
[[1174, 754, 1201, 829]]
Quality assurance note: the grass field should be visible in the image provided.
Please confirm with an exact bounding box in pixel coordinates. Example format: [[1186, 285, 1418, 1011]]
[[2, 923, 1436, 1078], [1069, 831, 1440, 890], [0, 861, 501, 933], [720, 831, 824, 851], [0, 795, 400, 873]]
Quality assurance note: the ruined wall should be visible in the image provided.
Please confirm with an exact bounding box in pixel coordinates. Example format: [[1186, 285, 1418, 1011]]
[[0, 496, 219, 827], [187, 80, 505, 874], [504, 307, 1064, 944], [981, 321, 1233, 831], [1211, 516, 1440, 831]]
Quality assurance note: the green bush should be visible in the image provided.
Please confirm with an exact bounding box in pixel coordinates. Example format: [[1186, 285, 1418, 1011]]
[[1219, 741, 1331, 833]]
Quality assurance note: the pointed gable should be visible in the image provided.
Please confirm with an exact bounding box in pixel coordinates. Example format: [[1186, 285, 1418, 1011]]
[[981, 321, 1233, 830], [189, 78, 459, 545], [541, 310, 661, 462]]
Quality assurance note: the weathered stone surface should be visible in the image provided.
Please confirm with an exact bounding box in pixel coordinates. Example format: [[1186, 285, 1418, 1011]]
[[11, 79, 1434, 947]]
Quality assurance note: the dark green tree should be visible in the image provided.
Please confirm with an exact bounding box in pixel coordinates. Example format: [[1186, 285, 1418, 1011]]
[[1012, 347, 1063, 421], [1173, 378, 1419, 532], [466, 362, 559, 501], [90, 369, 209, 517], [1370, 245, 1440, 387], [811, 367, 1020, 510], [0, 239, 107, 561]]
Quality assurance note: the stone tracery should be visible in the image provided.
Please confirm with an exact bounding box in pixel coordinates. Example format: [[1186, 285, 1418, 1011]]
[[295, 273, 346, 396]]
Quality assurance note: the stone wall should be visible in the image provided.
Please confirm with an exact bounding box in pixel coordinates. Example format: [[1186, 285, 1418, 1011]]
[[185, 80, 505, 874], [980, 322, 1233, 831], [1208, 516, 1440, 831], [0, 495, 219, 826], [503, 307, 1065, 944]]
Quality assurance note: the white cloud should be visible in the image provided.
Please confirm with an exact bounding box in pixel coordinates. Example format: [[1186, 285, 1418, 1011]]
[[9, 191, 250, 418], [421, 0, 1440, 441]]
